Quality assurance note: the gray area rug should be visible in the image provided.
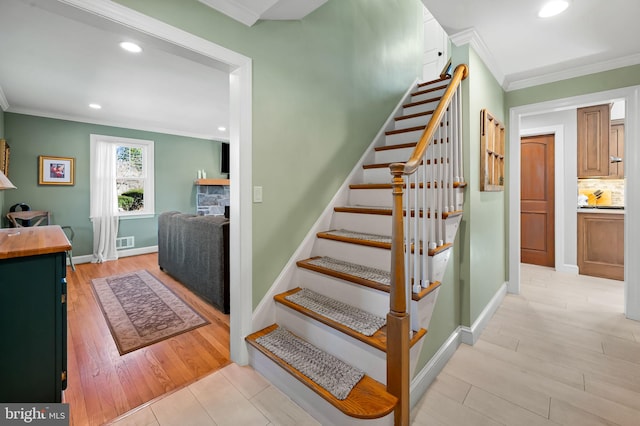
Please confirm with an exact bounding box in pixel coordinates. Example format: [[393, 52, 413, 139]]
[[285, 288, 386, 336], [256, 327, 364, 400], [91, 269, 209, 355]]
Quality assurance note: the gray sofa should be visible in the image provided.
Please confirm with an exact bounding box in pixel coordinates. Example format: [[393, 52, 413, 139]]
[[158, 211, 230, 313]]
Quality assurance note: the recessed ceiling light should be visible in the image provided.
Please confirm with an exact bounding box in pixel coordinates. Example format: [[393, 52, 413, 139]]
[[538, 0, 569, 18], [218, 126, 227, 131], [119, 41, 142, 53], [89, 103, 102, 110]]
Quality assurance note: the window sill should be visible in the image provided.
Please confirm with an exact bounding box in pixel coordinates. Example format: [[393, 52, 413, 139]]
[[118, 213, 155, 220]]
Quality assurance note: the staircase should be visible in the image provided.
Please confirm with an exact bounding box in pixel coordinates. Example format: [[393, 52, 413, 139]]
[[247, 65, 469, 425]]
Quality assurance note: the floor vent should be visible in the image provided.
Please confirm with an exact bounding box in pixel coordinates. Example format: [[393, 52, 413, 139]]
[[116, 236, 135, 250]]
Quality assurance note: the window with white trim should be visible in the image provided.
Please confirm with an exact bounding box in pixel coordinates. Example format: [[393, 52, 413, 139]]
[[90, 134, 155, 217]]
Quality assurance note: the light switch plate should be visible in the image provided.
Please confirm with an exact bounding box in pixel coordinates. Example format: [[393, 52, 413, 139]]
[[253, 186, 263, 203]]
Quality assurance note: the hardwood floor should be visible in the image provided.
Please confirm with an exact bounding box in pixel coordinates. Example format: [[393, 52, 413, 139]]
[[412, 264, 640, 425], [63, 253, 230, 426]]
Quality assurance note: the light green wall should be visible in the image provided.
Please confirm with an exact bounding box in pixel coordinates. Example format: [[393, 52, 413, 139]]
[[113, 0, 424, 307], [506, 63, 640, 108], [3, 113, 221, 255], [414, 45, 507, 369], [464, 48, 507, 325]]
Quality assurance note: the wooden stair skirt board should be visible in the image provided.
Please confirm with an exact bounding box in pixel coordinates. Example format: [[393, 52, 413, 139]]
[[246, 324, 397, 420]]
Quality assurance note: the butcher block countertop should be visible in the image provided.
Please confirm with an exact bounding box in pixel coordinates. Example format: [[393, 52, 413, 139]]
[[0, 225, 71, 259]]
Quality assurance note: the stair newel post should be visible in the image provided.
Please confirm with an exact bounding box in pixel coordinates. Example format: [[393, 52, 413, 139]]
[[388, 163, 411, 426]]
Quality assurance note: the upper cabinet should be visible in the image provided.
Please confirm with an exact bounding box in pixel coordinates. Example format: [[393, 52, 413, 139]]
[[577, 104, 610, 178], [609, 119, 624, 178]]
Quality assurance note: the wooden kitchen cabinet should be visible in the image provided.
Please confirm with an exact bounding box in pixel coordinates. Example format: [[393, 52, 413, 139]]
[[609, 119, 624, 178], [577, 104, 610, 178], [577, 212, 624, 281]]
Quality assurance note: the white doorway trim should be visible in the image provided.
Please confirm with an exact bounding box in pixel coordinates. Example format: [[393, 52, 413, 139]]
[[60, 0, 254, 361], [509, 86, 640, 320]]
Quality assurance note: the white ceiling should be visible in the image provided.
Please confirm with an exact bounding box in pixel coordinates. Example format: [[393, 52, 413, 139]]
[[0, 0, 231, 140], [1, 0, 639, 141], [423, 0, 640, 90]]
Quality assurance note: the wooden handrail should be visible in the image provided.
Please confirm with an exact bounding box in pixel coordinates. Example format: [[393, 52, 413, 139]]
[[401, 64, 468, 177], [387, 64, 468, 426]]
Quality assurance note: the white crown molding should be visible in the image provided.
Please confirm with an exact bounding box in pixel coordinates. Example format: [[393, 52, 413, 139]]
[[0, 84, 8, 111], [450, 28, 505, 88], [6, 106, 226, 141], [57, 0, 249, 69], [505, 52, 640, 91], [197, 0, 261, 27]]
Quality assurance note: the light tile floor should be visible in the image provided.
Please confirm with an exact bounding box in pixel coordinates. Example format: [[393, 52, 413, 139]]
[[107, 363, 320, 426], [109, 264, 640, 425]]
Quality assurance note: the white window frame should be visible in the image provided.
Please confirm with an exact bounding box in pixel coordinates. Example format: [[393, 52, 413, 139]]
[[90, 134, 155, 218]]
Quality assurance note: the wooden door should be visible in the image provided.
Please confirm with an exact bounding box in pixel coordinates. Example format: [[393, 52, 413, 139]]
[[521, 134, 555, 267]]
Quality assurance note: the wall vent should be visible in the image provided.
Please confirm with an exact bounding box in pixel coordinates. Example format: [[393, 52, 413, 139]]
[[116, 236, 135, 250]]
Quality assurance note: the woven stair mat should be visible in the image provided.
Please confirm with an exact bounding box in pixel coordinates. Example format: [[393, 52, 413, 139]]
[[326, 229, 391, 244], [256, 326, 364, 400], [285, 288, 385, 336], [307, 257, 390, 286]]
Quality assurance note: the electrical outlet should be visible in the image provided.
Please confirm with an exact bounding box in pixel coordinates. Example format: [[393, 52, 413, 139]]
[[253, 186, 263, 203]]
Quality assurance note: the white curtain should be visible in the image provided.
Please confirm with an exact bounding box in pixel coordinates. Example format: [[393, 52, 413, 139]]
[[90, 140, 119, 263]]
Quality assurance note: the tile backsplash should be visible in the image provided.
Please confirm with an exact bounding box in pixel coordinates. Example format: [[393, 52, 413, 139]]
[[578, 179, 625, 206]]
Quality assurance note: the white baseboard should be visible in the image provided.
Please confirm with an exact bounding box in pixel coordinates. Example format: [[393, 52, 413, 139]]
[[71, 245, 158, 266], [460, 282, 507, 345], [410, 327, 462, 408], [557, 264, 579, 275], [410, 282, 507, 408]]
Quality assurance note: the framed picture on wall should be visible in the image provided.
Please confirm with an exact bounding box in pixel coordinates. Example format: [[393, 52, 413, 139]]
[[0, 139, 9, 177], [39, 155, 75, 185]]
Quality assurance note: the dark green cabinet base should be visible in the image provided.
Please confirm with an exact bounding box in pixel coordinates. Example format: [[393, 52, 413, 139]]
[[0, 252, 67, 402]]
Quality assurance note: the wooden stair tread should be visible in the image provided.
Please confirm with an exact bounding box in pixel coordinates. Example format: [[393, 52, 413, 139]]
[[375, 142, 418, 152], [417, 76, 450, 87], [385, 125, 425, 136], [317, 229, 453, 256], [395, 109, 435, 122], [349, 182, 465, 189], [411, 84, 448, 96], [334, 206, 464, 220], [275, 288, 426, 352], [403, 96, 442, 109], [246, 324, 397, 419], [297, 256, 439, 301], [317, 229, 391, 249]]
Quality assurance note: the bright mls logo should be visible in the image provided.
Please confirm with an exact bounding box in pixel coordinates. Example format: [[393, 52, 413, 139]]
[[2, 404, 68, 425]]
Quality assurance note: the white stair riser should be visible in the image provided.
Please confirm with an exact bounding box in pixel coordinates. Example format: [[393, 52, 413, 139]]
[[349, 189, 392, 207], [402, 98, 440, 116], [363, 167, 394, 183], [374, 146, 415, 164], [349, 186, 460, 211], [250, 348, 394, 426], [296, 268, 391, 318], [384, 128, 423, 145], [410, 87, 446, 103], [445, 215, 463, 244], [411, 286, 440, 331], [394, 115, 431, 131], [428, 248, 451, 284], [313, 238, 390, 273], [274, 306, 387, 383], [331, 211, 392, 235]]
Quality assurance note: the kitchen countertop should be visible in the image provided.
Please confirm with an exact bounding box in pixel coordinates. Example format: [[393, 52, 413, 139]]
[[577, 207, 625, 214]]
